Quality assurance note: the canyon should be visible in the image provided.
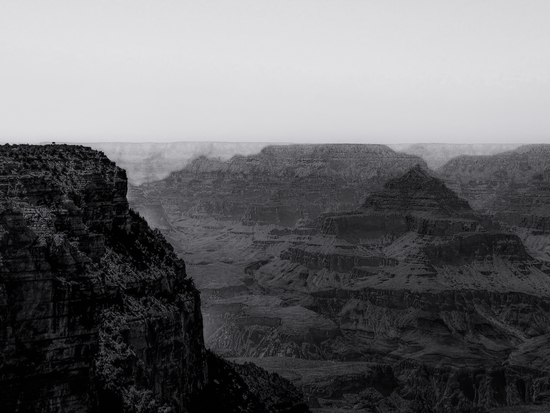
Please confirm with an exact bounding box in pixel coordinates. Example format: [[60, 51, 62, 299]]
[[4, 142, 548, 412], [127, 143, 550, 412]]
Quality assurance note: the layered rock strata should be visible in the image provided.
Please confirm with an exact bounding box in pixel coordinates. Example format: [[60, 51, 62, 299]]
[[132, 144, 427, 228]]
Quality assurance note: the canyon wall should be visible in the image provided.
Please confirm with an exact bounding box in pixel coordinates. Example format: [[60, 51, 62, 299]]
[[0, 144, 309, 413]]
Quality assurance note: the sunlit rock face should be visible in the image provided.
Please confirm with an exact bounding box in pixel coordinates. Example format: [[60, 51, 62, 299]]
[[0, 144, 310, 413], [127, 144, 550, 412]]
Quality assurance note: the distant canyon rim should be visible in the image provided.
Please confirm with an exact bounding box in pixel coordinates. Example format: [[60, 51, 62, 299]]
[[85, 142, 523, 186]]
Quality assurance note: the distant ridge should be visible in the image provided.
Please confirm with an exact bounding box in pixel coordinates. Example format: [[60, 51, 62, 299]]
[[390, 143, 522, 169], [85, 141, 278, 185], [82, 141, 531, 186]]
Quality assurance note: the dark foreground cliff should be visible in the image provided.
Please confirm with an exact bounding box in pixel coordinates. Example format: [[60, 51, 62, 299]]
[[0, 144, 310, 413]]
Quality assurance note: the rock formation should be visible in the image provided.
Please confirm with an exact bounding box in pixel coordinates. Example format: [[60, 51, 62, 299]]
[[0, 144, 310, 413]]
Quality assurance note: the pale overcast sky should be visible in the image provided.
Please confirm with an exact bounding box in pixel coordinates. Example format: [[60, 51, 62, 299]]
[[1, 1, 549, 144]]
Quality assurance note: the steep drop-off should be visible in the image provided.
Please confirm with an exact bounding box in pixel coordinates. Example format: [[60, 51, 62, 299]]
[[0, 144, 309, 413]]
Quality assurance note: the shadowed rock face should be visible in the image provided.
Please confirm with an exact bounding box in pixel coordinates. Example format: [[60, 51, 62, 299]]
[[128, 145, 550, 412], [0, 144, 310, 413]]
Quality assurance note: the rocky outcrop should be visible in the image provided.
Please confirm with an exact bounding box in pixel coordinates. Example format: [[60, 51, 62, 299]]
[[0, 144, 310, 413]]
